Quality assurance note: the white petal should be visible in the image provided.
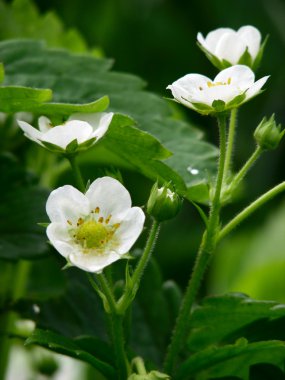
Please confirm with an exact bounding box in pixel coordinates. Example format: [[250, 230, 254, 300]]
[[69, 251, 121, 273], [17, 120, 43, 144], [170, 73, 211, 94], [238, 25, 261, 59], [198, 85, 240, 105], [115, 207, 145, 254], [41, 121, 93, 149], [204, 28, 234, 52], [46, 185, 90, 224], [215, 33, 247, 64], [38, 116, 52, 132], [215, 65, 255, 91], [90, 112, 113, 140], [245, 76, 270, 101], [46, 223, 75, 258], [85, 177, 132, 219]]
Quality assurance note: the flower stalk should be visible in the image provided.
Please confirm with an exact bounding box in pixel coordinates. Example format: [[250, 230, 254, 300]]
[[118, 219, 160, 314], [67, 154, 86, 192], [218, 181, 285, 242], [223, 108, 238, 179], [164, 114, 227, 375]]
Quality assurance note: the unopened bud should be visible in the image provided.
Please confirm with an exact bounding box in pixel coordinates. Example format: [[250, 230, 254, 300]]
[[254, 114, 284, 150], [147, 183, 182, 222]]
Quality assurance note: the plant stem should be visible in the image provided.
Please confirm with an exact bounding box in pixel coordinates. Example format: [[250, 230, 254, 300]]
[[163, 114, 227, 375], [223, 108, 238, 179], [132, 357, 148, 375], [93, 274, 130, 379], [117, 219, 160, 314], [230, 146, 263, 191], [66, 155, 85, 192], [218, 181, 285, 242]]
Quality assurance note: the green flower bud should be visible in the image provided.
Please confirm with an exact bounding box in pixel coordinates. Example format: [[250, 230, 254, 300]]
[[254, 114, 284, 150], [128, 371, 170, 380], [147, 182, 182, 222]]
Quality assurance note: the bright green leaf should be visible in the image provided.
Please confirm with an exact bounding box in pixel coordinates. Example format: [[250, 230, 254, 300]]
[[0, 85, 52, 112], [188, 293, 285, 352], [178, 339, 285, 380]]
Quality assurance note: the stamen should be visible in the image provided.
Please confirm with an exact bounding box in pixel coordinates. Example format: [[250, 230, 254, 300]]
[[67, 220, 72, 226], [227, 77, 231, 84], [77, 217, 84, 226], [95, 207, 100, 214], [113, 223, 121, 229], [105, 215, 112, 224], [98, 216, 104, 223]]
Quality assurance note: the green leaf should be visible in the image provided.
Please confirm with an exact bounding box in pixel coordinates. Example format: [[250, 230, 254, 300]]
[[25, 329, 116, 378], [0, 39, 218, 203], [0, 153, 50, 260], [36, 95, 110, 116], [178, 339, 285, 380], [131, 258, 173, 366], [188, 293, 285, 352], [0, 85, 52, 112]]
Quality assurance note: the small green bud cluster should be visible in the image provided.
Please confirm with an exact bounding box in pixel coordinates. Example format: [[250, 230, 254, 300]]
[[254, 114, 284, 150], [147, 182, 182, 222]]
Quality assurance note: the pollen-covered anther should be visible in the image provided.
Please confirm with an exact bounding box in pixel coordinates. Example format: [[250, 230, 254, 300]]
[[105, 215, 112, 224], [95, 207, 100, 214], [113, 223, 121, 229], [67, 220, 72, 226], [77, 217, 84, 226], [98, 216, 104, 223]]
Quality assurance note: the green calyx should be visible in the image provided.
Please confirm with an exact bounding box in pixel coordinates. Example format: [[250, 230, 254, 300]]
[[75, 220, 109, 249]]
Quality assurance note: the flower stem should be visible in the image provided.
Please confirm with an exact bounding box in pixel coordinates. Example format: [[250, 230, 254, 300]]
[[91, 273, 130, 379], [223, 108, 238, 179], [229, 146, 263, 192], [117, 219, 160, 314], [66, 155, 85, 192], [218, 181, 285, 242], [132, 357, 148, 375], [163, 114, 227, 375]]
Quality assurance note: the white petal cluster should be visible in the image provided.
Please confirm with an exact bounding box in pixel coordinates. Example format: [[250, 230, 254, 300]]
[[197, 26, 262, 67], [167, 65, 269, 115], [17, 112, 113, 152], [46, 177, 145, 273]]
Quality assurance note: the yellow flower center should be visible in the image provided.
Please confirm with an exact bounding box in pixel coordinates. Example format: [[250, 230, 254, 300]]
[[75, 220, 109, 249]]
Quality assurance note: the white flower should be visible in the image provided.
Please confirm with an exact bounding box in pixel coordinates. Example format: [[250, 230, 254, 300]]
[[197, 26, 264, 70], [17, 112, 113, 153], [46, 177, 145, 273], [167, 65, 269, 115]]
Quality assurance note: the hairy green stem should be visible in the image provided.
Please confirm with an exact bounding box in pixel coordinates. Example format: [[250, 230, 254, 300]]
[[223, 108, 238, 179], [66, 155, 85, 192], [117, 219, 160, 314], [230, 146, 263, 192], [89, 273, 130, 379], [218, 181, 285, 242], [163, 114, 227, 375]]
